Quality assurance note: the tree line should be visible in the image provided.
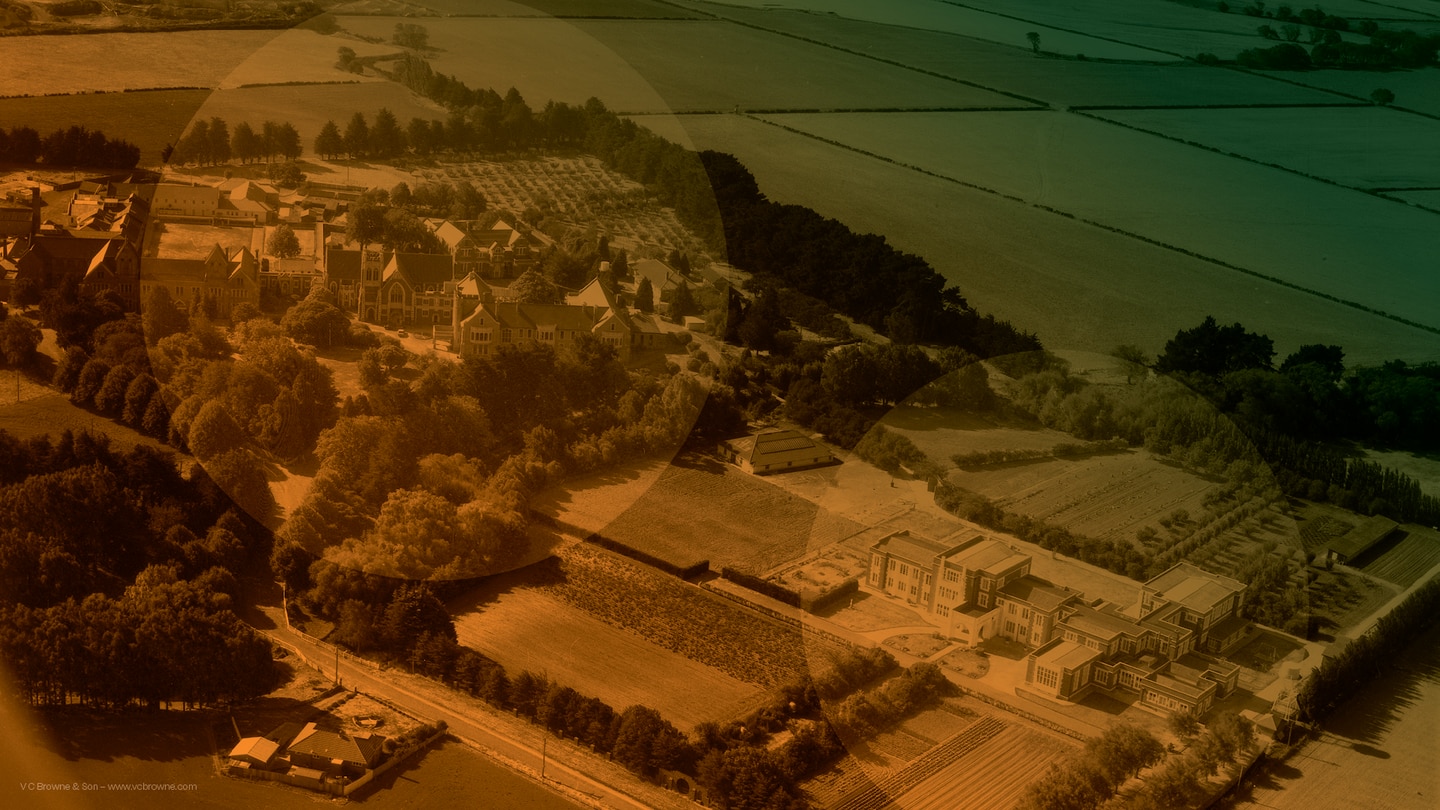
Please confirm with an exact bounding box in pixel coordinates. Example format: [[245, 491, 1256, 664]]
[[0, 124, 140, 169], [340, 594, 942, 810], [170, 116, 301, 166], [273, 318, 703, 615], [0, 427, 276, 708], [377, 53, 1039, 355]]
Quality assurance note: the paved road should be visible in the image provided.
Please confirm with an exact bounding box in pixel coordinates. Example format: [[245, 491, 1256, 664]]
[[252, 610, 693, 810]]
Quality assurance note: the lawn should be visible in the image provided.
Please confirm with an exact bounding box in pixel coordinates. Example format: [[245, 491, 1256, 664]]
[[151, 222, 259, 259], [753, 109, 1440, 332], [1094, 105, 1440, 189], [668, 113, 1440, 365], [451, 585, 762, 730], [586, 455, 863, 574]]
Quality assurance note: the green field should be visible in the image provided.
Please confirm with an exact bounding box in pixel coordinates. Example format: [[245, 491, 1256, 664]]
[[683, 0, 1168, 60], [188, 82, 446, 159], [338, 15, 1029, 113], [754, 109, 1440, 332], [0, 29, 278, 96], [1290, 67, 1440, 117], [661, 112, 1440, 364], [1095, 105, 1440, 189], [685, 7, 1341, 108], [0, 89, 211, 165]]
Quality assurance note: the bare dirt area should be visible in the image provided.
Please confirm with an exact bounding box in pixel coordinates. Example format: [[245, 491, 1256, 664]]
[[451, 584, 761, 730], [946, 446, 1218, 545], [1235, 621, 1440, 810], [880, 406, 1077, 459], [590, 455, 862, 574], [149, 221, 258, 258]]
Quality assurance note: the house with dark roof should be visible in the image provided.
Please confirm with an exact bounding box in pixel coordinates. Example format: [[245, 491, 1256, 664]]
[[285, 722, 385, 778], [722, 429, 837, 475], [14, 231, 141, 308], [430, 215, 538, 279]]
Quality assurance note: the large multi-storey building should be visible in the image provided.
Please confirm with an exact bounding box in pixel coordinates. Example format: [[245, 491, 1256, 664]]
[[867, 530, 1247, 715]]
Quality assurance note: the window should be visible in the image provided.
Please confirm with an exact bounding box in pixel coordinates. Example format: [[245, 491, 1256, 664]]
[[909, 585, 917, 596], [1037, 668, 1058, 688], [945, 570, 959, 583], [899, 563, 910, 576], [978, 593, 990, 608], [889, 559, 897, 570]]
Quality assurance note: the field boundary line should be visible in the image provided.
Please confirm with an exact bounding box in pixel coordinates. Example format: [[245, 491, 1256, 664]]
[[652, 0, 1057, 107], [1074, 107, 1440, 211], [743, 112, 1440, 338], [935, 0, 1188, 61]]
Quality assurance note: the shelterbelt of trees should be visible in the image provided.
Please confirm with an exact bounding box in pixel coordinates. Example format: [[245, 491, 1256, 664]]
[[382, 53, 1038, 357], [0, 429, 276, 708], [0, 124, 141, 169]]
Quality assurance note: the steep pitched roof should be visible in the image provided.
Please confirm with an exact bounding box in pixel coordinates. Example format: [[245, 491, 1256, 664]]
[[326, 248, 362, 281], [387, 252, 455, 287]]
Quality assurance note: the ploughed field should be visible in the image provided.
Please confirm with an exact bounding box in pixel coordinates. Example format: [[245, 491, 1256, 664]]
[[451, 580, 763, 730], [454, 541, 853, 696]]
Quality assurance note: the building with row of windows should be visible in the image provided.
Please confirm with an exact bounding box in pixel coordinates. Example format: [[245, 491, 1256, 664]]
[[866, 529, 1247, 715]]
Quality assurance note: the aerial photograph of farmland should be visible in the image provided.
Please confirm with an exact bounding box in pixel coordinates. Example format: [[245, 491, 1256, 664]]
[[1, 0, 1437, 808]]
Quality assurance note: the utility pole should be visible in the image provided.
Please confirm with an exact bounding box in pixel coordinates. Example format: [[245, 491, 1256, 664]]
[[541, 736, 547, 780], [334, 643, 340, 686]]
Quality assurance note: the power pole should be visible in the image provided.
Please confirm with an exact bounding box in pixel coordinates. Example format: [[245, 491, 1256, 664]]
[[541, 736, 547, 780]]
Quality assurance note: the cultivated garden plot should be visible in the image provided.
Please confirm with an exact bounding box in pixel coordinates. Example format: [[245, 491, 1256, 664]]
[[451, 585, 762, 730], [754, 109, 1440, 331], [673, 113, 1440, 365], [688, 6, 1340, 108], [943, 445, 1218, 545], [1094, 105, 1440, 190], [889, 721, 1075, 810], [502, 542, 852, 688], [413, 156, 706, 258], [687, 0, 1167, 60], [1357, 525, 1440, 588]]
